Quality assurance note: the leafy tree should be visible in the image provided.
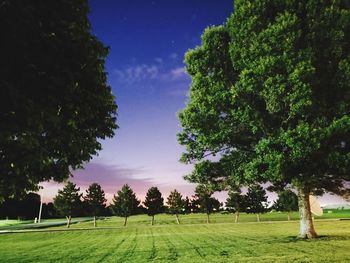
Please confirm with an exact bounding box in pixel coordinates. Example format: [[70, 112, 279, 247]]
[[178, 0, 350, 238], [226, 188, 246, 223], [245, 185, 268, 222], [194, 184, 220, 223], [144, 187, 164, 225], [84, 183, 106, 227], [53, 182, 82, 227], [111, 184, 140, 226], [0, 0, 118, 200], [166, 189, 185, 224], [273, 189, 299, 221]]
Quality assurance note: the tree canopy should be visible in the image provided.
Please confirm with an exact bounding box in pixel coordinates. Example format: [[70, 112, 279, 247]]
[[178, 0, 350, 238], [0, 0, 118, 199], [111, 184, 140, 226]]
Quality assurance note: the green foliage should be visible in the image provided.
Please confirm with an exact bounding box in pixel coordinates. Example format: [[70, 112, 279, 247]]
[[84, 183, 106, 217], [245, 185, 268, 214], [111, 184, 140, 218], [166, 189, 185, 215], [53, 182, 82, 217], [143, 187, 164, 216], [178, 0, 350, 202], [273, 189, 299, 213], [0, 0, 118, 199], [226, 188, 246, 213]]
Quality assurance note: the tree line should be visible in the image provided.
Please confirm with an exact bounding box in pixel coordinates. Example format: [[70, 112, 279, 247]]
[[0, 182, 299, 227]]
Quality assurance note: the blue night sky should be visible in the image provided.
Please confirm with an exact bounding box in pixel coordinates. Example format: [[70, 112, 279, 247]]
[[42, 0, 235, 202], [41, 0, 346, 205]]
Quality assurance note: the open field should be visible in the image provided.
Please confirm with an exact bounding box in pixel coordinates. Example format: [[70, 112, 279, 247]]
[[2, 209, 349, 231], [0, 212, 350, 262]]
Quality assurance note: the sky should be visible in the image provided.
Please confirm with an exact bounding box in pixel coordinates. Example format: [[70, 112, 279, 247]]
[[41, 0, 234, 203], [40, 0, 348, 206]]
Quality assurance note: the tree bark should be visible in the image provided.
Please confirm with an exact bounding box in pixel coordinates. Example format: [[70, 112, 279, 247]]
[[235, 211, 239, 223], [287, 212, 291, 221], [66, 215, 71, 228], [206, 213, 210, 224], [151, 215, 154, 226], [124, 216, 128, 226], [297, 187, 318, 239], [93, 216, 96, 227], [175, 214, 180, 224], [256, 213, 260, 222]]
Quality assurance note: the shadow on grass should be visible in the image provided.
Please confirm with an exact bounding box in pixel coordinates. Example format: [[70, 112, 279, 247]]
[[280, 234, 350, 243]]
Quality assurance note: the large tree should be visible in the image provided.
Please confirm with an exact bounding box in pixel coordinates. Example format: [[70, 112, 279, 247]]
[[273, 189, 299, 221], [0, 0, 118, 200], [226, 187, 246, 223], [53, 181, 82, 227], [84, 183, 106, 227], [144, 187, 164, 226], [111, 184, 140, 226], [178, 0, 350, 238], [166, 189, 185, 224]]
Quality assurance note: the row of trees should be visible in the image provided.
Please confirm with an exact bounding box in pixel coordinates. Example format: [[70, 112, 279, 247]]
[[227, 187, 298, 223], [50, 181, 299, 227]]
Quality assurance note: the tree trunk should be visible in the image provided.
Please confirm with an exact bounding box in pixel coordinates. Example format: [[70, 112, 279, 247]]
[[93, 216, 96, 227], [175, 214, 180, 224], [235, 211, 239, 223], [151, 215, 154, 226], [256, 213, 260, 222], [287, 212, 291, 221], [66, 216, 71, 228], [124, 216, 128, 226], [297, 187, 318, 239], [206, 213, 210, 224]]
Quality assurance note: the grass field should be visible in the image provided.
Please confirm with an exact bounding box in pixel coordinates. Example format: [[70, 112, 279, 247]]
[[0, 212, 350, 262]]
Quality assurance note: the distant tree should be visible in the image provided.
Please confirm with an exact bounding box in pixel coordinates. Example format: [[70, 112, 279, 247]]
[[245, 185, 268, 222], [42, 202, 58, 219], [144, 187, 164, 225], [111, 184, 140, 226], [0, 192, 40, 219], [184, 196, 192, 214], [167, 189, 185, 224], [84, 183, 106, 227], [194, 184, 220, 223], [226, 188, 246, 223], [0, 0, 118, 200], [273, 190, 299, 221], [53, 182, 82, 227]]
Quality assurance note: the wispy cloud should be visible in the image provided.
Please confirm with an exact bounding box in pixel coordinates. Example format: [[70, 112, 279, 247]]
[[170, 67, 188, 80], [113, 64, 159, 84], [111, 57, 191, 97], [170, 53, 178, 60]]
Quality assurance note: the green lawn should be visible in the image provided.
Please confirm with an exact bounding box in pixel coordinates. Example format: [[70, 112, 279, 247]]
[[0, 213, 350, 262]]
